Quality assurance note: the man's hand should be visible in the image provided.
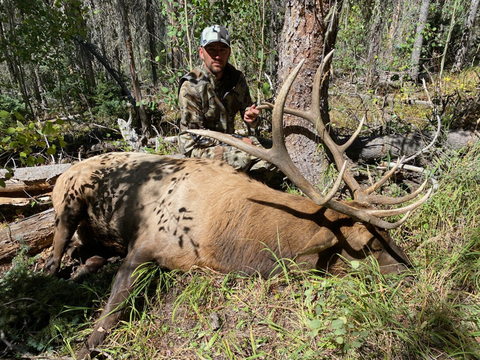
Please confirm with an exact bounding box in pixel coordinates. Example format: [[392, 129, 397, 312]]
[[244, 104, 260, 125], [242, 137, 253, 145]]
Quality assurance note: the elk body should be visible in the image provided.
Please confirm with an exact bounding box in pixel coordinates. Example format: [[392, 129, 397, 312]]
[[45, 54, 431, 358], [45, 152, 411, 358]]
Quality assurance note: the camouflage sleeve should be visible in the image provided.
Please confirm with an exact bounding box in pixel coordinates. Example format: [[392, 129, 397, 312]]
[[178, 80, 219, 154]]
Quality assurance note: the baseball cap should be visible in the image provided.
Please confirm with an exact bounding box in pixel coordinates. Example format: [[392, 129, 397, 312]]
[[200, 25, 230, 47]]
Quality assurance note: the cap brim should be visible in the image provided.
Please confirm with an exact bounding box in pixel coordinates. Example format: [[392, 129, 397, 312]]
[[201, 39, 230, 47]]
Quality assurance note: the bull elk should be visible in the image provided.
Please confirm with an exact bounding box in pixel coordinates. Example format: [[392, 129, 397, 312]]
[[44, 52, 432, 358]]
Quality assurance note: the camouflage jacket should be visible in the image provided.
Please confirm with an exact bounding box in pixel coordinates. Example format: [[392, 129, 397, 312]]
[[178, 63, 255, 155]]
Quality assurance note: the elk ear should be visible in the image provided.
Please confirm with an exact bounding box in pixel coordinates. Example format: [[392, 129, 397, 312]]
[[344, 223, 376, 251]]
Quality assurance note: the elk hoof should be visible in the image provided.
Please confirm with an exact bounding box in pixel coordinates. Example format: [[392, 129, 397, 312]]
[[71, 255, 106, 282], [43, 256, 59, 275]]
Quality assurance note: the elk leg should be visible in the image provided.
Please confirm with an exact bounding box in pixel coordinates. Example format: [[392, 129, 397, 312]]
[[44, 211, 83, 275], [76, 247, 151, 359]]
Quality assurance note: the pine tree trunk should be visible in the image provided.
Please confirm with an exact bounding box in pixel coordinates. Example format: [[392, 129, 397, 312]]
[[277, 0, 343, 185], [146, 0, 158, 87], [168, 0, 183, 70], [366, 0, 387, 86], [410, 0, 430, 80], [385, 0, 402, 62], [118, 0, 150, 137]]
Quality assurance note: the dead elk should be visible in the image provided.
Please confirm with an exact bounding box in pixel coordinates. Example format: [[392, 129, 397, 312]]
[[44, 55, 432, 358]]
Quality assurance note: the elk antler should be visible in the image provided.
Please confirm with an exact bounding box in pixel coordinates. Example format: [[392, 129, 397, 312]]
[[188, 52, 432, 229]]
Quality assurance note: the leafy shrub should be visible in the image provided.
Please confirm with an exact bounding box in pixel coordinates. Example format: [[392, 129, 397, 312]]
[[89, 77, 129, 121], [0, 110, 67, 169], [0, 94, 26, 117]]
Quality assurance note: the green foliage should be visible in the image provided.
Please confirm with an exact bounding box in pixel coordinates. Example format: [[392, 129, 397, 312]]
[[0, 110, 67, 167], [0, 245, 98, 356], [156, 69, 184, 110], [0, 94, 26, 116], [303, 277, 371, 353], [0, 0, 87, 65], [336, 0, 473, 75], [89, 77, 129, 121], [336, 3, 369, 72], [0, 0, 92, 122]]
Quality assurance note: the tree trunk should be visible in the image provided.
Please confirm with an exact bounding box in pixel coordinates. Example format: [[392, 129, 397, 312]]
[[146, 0, 158, 87], [366, 0, 387, 86], [410, 0, 430, 80], [3, 4, 34, 118], [277, 0, 343, 185], [452, 0, 480, 72], [74, 37, 136, 105], [385, 0, 402, 62], [168, 0, 183, 70], [439, 0, 460, 79], [118, 0, 150, 138], [0, 19, 17, 91]]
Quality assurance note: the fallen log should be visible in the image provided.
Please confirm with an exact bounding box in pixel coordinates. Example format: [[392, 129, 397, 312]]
[[0, 163, 72, 182], [0, 194, 51, 207], [345, 129, 480, 161], [0, 163, 71, 198], [0, 208, 55, 264], [0, 181, 53, 196]]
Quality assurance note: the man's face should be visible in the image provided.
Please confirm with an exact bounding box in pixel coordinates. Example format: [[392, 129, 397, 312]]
[[199, 42, 231, 79]]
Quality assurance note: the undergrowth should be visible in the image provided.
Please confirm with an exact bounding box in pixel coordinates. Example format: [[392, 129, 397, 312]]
[[1, 145, 480, 359]]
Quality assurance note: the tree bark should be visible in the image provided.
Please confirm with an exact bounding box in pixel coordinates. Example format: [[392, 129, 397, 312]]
[[277, 0, 343, 185], [146, 0, 158, 87], [452, 0, 480, 72], [0, 163, 72, 183], [0, 19, 17, 88], [168, 0, 183, 70], [366, 0, 387, 86], [118, 0, 150, 137], [0, 209, 55, 264], [0, 164, 70, 215], [385, 0, 402, 62], [410, 0, 430, 80]]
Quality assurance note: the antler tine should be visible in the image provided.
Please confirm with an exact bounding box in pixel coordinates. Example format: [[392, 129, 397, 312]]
[[364, 156, 405, 196], [257, 50, 335, 122], [366, 177, 429, 205], [187, 128, 273, 161], [366, 186, 433, 217], [339, 116, 365, 153]]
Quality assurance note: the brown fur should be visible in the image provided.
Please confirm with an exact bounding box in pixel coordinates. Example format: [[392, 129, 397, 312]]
[[44, 152, 411, 358]]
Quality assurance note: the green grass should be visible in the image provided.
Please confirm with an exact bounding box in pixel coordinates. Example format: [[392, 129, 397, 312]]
[[2, 144, 480, 360]]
